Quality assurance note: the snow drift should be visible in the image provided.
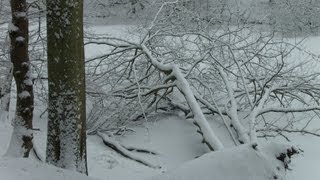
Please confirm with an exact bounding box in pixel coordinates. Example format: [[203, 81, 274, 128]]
[[149, 142, 299, 180]]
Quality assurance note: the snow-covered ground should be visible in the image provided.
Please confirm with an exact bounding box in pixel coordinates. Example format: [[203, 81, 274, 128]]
[[0, 158, 97, 180], [0, 114, 305, 180], [0, 112, 317, 180]]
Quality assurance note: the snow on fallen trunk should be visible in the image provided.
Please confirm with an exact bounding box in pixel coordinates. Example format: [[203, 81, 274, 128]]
[[0, 158, 98, 180], [97, 132, 161, 169], [141, 44, 224, 151], [148, 142, 300, 180]]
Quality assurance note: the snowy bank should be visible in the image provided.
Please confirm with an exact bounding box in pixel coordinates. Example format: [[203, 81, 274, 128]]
[[0, 158, 98, 180], [149, 142, 299, 180]]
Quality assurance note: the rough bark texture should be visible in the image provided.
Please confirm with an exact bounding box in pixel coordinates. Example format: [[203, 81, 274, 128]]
[[7, 0, 34, 158], [46, 0, 88, 175]]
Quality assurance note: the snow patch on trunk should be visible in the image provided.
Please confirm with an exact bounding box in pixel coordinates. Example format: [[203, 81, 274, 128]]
[[8, 22, 18, 32], [18, 91, 31, 99], [5, 117, 33, 157]]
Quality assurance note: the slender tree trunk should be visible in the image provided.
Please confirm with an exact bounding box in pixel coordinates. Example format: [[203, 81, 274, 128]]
[[1, 33, 13, 122], [46, 0, 87, 174], [0, 64, 13, 122], [6, 0, 34, 158]]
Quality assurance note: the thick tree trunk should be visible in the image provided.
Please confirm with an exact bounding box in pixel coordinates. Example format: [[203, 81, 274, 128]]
[[46, 0, 87, 175], [6, 0, 34, 158]]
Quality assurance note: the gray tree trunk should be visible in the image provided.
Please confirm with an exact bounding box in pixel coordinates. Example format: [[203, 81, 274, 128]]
[[46, 0, 88, 175]]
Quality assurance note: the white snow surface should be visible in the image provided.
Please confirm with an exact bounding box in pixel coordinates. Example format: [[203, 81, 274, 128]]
[[8, 22, 18, 32], [149, 143, 291, 180], [0, 158, 97, 180], [18, 91, 31, 99], [0, 110, 317, 180]]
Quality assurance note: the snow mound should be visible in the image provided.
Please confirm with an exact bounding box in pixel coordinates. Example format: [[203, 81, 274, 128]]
[[149, 142, 299, 180], [0, 158, 98, 180]]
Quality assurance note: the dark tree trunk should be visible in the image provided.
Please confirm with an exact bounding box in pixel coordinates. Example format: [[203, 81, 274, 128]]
[[6, 0, 34, 158], [46, 0, 88, 175]]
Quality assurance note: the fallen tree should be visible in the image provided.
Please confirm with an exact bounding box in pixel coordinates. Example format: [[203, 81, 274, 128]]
[[97, 131, 161, 169], [85, 1, 320, 151]]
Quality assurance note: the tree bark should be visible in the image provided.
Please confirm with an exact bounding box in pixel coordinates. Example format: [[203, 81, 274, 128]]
[[6, 0, 34, 158], [46, 0, 87, 175]]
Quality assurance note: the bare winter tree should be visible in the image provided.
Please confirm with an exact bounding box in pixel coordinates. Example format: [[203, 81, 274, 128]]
[[6, 0, 34, 158], [84, 1, 320, 151], [46, 0, 88, 175]]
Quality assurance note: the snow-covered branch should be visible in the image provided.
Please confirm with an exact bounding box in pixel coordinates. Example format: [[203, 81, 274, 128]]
[[258, 106, 320, 115], [249, 87, 274, 142], [97, 132, 161, 169], [218, 66, 250, 143], [141, 44, 224, 151]]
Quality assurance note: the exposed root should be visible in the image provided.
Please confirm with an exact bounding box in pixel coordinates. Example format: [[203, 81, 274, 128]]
[[276, 146, 301, 169]]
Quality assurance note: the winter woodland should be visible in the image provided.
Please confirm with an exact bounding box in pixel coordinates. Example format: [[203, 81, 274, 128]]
[[1, 0, 320, 179]]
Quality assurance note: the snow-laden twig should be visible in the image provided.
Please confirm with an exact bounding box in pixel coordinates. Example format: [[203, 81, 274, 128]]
[[258, 106, 320, 115], [147, 0, 179, 31], [190, 77, 238, 145], [257, 128, 320, 137], [133, 60, 150, 134], [249, 86, 274, 143], [208, 88, 239, 146], [218, 66, 250, 143], [97, 132, 161, 169], [113, 83, 175, 99], [229, 47, 254, 108]]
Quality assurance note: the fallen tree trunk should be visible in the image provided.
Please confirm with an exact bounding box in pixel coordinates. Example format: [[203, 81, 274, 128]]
[[141, 44, 224, 151], [97, 132, 161, 169]]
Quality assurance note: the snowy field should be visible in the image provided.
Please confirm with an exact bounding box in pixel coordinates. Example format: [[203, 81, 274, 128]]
[[1, 112, 320, 180], [1, 25, 320, 180]]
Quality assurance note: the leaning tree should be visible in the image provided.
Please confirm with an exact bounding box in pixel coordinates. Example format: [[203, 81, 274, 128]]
[[84, 1, 320, 150]]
